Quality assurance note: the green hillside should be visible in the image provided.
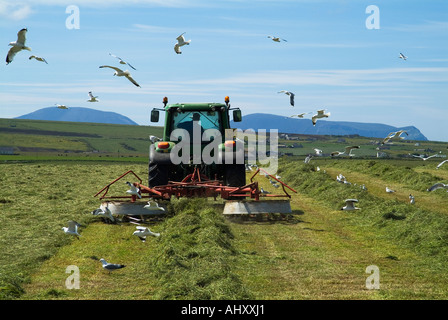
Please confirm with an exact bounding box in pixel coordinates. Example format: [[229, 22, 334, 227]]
[[0, 118, 163, 159]]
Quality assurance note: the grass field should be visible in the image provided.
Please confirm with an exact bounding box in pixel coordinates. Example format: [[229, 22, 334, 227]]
[[1, 155, 448, 300]]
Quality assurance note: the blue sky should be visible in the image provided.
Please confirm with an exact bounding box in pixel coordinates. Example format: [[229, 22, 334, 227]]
[[1, 0, 447, 141]]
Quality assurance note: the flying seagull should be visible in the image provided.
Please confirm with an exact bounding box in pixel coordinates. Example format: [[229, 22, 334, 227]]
[[174, 32, 191, 54], [427, 182, 448, 192], [62, 220, 82, 239], [341, 199, 360, 211], [109, 53, 136, 70], [399, 53, 407, 60], [125, 181, 142, 199], [314, 148, 323, 156], [411, 153, 440, 161], [29, 55, 47, 64], [436, 159, 448, 169], [87, 91, 99, 102], [381, 130, 408, 145], [149, 135, 161, 144], [55, 104, 68, 109], [99, 258, 125, 274], [91, 205, 115, 223], [99, 65, 140, 87], [278, 90, 295, 106], [133, 226, 160, 242], [289, 112, 311, 118], [331, 146, 360, 157], [6, 28, 31, 65], [143, 200, 165, 212], [311, 109, 330, 126], [268, 35, 287, 42]]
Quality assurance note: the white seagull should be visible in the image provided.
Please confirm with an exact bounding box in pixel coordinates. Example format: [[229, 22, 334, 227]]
[[278, 90, 295, 107], [87, 91, 99, 102], [436, 159, 448, 169], [411, 153, 439, 161], [99, 65, 140, 87], [341, 199, 360, 211], [99, 258, 125, 273], [133, 226, 160, 242], [62, 220, 82, 239], [331, 146, 360, 157], [409, 194, 415, 204], [109, 53, 136, 70], [143, 200, 165, 212], [174, 32, 191, 54], [6, 28, 31, 65], [312, 109, 330, 126], [260, 187, 270, 194], [304, 155, 312, 164], [399, 53, 407, 60], [427, 182, 448, 192], [149, 135, 161, 144], [386, 186, 395, 193], [29, 55, 47, 64], [381, 130, 408, 145], [289, 112, 310, 118], [91, 206, 115, 222], [314, 148, 323, 156], [268, 35, 287, 42], [126, 181, 142, 199]]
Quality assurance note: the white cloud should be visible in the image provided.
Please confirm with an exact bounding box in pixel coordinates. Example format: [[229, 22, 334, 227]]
[[0, 2, 33, 20]]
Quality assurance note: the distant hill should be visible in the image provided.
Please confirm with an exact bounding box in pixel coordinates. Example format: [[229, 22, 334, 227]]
[[16, 107, 138, 125], [231, 113, 428, 141]]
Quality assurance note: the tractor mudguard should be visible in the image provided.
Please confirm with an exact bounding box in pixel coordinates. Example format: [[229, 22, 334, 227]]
[[149, 144, 173, 165]]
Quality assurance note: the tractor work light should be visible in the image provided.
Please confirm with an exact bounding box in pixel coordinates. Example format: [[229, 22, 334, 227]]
[[224, 140, 236, 148], [225, 96, 230, 106], [163, 96, 168, 106], [157, 142, 170, 149]]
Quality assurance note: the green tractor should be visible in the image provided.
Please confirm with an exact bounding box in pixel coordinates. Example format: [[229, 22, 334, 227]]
[[148, 96, 246, 188]]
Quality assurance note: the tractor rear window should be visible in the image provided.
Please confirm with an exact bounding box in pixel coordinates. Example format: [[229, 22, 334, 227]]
[[171, 111, 221, 137]]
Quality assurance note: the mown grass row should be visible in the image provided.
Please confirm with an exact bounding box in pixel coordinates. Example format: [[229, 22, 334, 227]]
[[148, 198, 253, 300], [277, 159, 448, 263]]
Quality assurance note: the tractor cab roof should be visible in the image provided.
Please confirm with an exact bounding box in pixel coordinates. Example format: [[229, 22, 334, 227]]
[[165, 103, 228, 111]]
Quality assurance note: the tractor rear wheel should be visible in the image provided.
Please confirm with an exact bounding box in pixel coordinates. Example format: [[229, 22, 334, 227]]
[[224, 164, 246, 187], [148, 162, 169, 187]]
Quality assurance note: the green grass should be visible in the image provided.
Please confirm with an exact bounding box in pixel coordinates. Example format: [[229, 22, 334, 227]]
[[2, 157, 448, 300]]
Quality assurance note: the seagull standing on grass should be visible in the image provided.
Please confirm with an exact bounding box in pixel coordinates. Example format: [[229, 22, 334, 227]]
[[62, 221, 82, 239], [133, 226, 160, 242], [126, 181, 142, 199], [278, 90, 295, 106], [29, 55, 47, 64], [109, 53, 136, 70], [99, 65, 140, 87], [409, 194, 415, 204], [386, 187, 395, 193], [99, 259, 125, 274], [312, 109, 330, 126], [174, 32, 191, 54], [6, 28, 31, 64], [427, 183, 448, 192], [341, 199, 360, 211]]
